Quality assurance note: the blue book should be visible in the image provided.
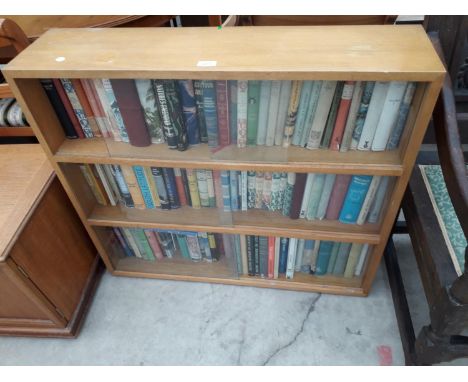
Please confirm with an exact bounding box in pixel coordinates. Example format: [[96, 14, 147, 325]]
[[278, 237, 289, 274], [162, 168, 180, 209], [230, 170, 239, 211], [177, 80, 199, 145], [220, 170, 231, 212], [229, 80, 238, 144], [339, 175, 373, 224], [113, 228, 134, 257], [132, 165, 155, 209], [315, 241, 334, 275], [201, 80, 218, 148]]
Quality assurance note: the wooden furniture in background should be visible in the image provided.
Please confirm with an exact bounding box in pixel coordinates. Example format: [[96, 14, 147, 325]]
[[3, 25, 444, 296], [0, 144, 101, 337]]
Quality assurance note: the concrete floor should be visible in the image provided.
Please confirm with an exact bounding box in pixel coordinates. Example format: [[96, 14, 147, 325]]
[[0, 234, 466, 365]]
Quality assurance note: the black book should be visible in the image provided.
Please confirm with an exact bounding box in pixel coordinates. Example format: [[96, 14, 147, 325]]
[[259, 236, 268, 278], [246, 235, 255, 276], [162, 167, 180, 209], [180, 169, 192, 207], [254, 236, 260, 276], [193, 80, 208, 143], [150, 167, 171, 210]]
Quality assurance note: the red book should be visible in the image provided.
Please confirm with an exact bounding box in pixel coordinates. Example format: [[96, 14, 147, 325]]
[[145, 231, 164, 260], [71, 79, 101, 137], [212, 170, 223, 209], [325, 174, 352, 220], [216, 80, 230, 148], [289, 173, 307, 219], [330, 81, 355, 151], [173, 168, 187, 206], [267, 236, 275, 279], [52, 79, 84, 138]]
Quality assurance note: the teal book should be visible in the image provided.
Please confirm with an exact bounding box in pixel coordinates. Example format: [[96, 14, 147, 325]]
[[320, 82, 344, 148], [131, 228, 155, 261], [327, 242, 341, 274], [306, 173, 326, 220], [256, 81, 271, 145], [339, 175, 373, 224], [247, 81, 261, 146], [133, 165, 155, 209], [176, 235, 190, 259], [333, 242, 351, 275], [315, 241, 334, 275], [291, 81, 313, 146], [234, 234, 243, 273]]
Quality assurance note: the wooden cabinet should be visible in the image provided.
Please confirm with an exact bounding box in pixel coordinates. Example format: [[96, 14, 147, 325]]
[[0, 145, 101, 337]]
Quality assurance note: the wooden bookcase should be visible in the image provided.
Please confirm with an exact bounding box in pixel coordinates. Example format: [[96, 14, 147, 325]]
[[3, 25, 445, 296]]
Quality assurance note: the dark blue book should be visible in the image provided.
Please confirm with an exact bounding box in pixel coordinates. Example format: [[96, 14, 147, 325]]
[[229, 170, 239, 211], [113, 228, 134, 257], [229, 80, 238, 144], [177, 80, 200, 145], [193, 80, 207, 143], [315, 241, 334, 275], [162, 167, 180, 209], [279, 237, 289, 274], [110, 164, 134, 207], [246, 235, 255, 276], [201, 80, 218, 148], [150, 167, 171, 210], [339, 175, 373, 224], [254, 236, 260, 276]]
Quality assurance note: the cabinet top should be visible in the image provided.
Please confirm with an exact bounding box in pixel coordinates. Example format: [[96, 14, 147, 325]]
[[0, 144, 54, 260], [4, 25, 445, 81]]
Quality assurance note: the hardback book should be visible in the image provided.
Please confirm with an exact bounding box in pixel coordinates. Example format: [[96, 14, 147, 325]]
[[162, 167, 180, 208], [221, 170, 231, 211], [240, 235, 249, 275], [315, 174, 336, 220], [320, 81, 344, 148], [114, 228, 134, 257], [246, 235, 255, 275], [246, 80, 261, 145], [301, 239, 314, 273], [228, 80, 238, 144], [240, 171, 248, 211], [356, 176, 382, 225], [176, 234, 190, 259], [120, 165, 146, 209], [265, 80, 282, 146], [150, 167, 171, 210], [216, 80, 230, 148], [278, 172, 288, 210], [40, 79, 79, 139], [340, 81, 364, 152], [368, 176, 390, 223], [256, 81, 272, 145], [60, 78, 93, 138], [86, 79, 114, 137], [327, 242, 340, 274], [144, 230, 165, 260], [153, 80, 178, 148], [230, 170, 240, 211], [282, 80, 303, 147], [332, 242, 351, 275], [371, 81, 408, 151], [163, 80, 188, 151], [261, 172, 273, 210], [254, 172, 264, 209], [180, 169, 192, 207], [254, 236, 260, 275], [196, 169, 210, 208], [81, 79, 110, 137], [289, 172, 307, 219], [299, 81, 323, 147], [206, 170, 216, 207], [236, 80, 248, 148], [101, 78, 130, 142], [143, 167, 161, 208], [330, 81, 355, 150], [121, 228, 142, 258], [282, 172, 296, 216], [306, 173, 326, 220], [110, 165, 134, 207], [354, 244, 370, 277], [95, 164, 118, 206], [193, 80, 208, 143], [268, 236, 276, 279], [93, 79, 122, 140], [133, 165, 156, 209], [131, 228, 155, 261], [80, 164, 107, 205], [208, 233, 219, 261], [52, 79, 84, 138], [285, 237, 298, 279], [339, 175, 373, 224], [233, 235, 242, 271], [186, 234, 203, 261], [350, 81, 375, 149], [110, 79, 152, 147], [299, 173, 315, 218], [325, 174, 352, 220], [344, 243, 363, 278], [212, 170, 223, 210], [186, 169, 201, 209], [247, 171, 256, 209], [279, 237, 289, 274], [294, 239, 305, 272], [173, 168, 188, 206], [386, 82, 417, 150], [90, 165, 111, 205], [291, 80, 313, 146], [259, 236, 269, 278], [71, 79, 100, 137], [274, 80, 292, 146], [357, 81, 389, 150], [198, 232, 212, 261], [269, 172, 283, 211], [177, 80, 200, 145], [306, 81, 338, 149], [315, 241, 334, 275]]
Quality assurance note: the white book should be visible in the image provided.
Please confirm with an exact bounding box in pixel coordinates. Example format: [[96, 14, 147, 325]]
[[94, 164, 118, 206], [102, 164, 123, 205], [310, 240, 320, 273], [240, 235, 248, 275], [240, 171, 248, 211], [286, 237, 297, 279], [306, 81, 337, 149], [354, 244, 370, 277], [299, 81, 323, 147], [357, 176, 382, 225], [315, 174, 336, 220], [340, 81, 363, 152], [274, 80, 292, 146], [357, 81, 389, 150], [294, 239, 305, 272], [368, 176, 390, 223], [274, 237, 280, 279], [256, 81, 272, 145], [299, 173, 315, 218], [206, 170, 216, 206], [93, 79, 121, 141], [265, 80, 282, 146], [371, 81, 408, 151]]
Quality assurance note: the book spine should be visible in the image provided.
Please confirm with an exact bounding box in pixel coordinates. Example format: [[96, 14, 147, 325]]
[[229, 170, 239, 211], [212, 170, 223, 210], [186, 169, 201, 209], [208, 233, 219, 261], [135, 79, 164, 144], [315, 241, 334, 275], [186, 235, 203, 261], [216, 80, 230, 148], [267, 236, 275, 279], [356, 176, 382, 225], [254, 236, 260, 275], [95, 164, 118, 206], [161, 168, 180, 208], [132, 228, 155, 261], [289, 172, 307, 219], [197, 232, 212, 261], [122, 228, 142, 258], [247, 171, 256, 209], [291, 81, 313, 146], [80, 79, 108, 137], [144, 230, 164, 260], [325, 174, 352, 220], [283, 80, 302, 147], [299, 173, 315, 218], [176, 234, 190, 259], [259, 172, 271, 210], [274, 80, 292, 146], [173, 168, 187, 206], [196, 169, 210, 208], [282, 172, 296, 216], [386, 82, 417, 150], [92, 79, 120, 140], [177, 80, 200, 145], [320, 82, 344, 148], [259, 236, 269, 278], [305, 173, 326, 220], [286, 238, 297, 279], [254, 172, 264, 209], [340, 81, 364, 152], [240, 171, 248, 211], [239, 235, 248, 275], [300, 81, 324, 147], [344, 243, 363, 278], [279, 237, 289, 274], [354, 244, 370, 277], [236, 80, 248, 148], [300, 239, 314, 273], [220, 170, 231, 212], [101, 78, 129, 142], [326, 242, 340, 274], [274, 237, 281, 279], [87, 79, 113, 138], [269, 172, 282, 211], [132, 165, 156, 209], [294, 239, 305, 272], [315, 174, 336, 220], [110, 165, 134, 207], [193, 80, 207, 143], [265, 80, 281, 146], [180, 169, 192, 207], [256, 81, 271, 145], [52, 79, 84, 138], [246, 80, 261, 146], [153, 80, 178, 148], [103, 164, 125, 206], [71, 79, 101, 137], [143, 167, 161, 208], [150, 167, 171, 210], [201, 80, 218, 148], [119, 165, 145, 209], [79, 164, 107, 205], [278, 172, 288, 211], [205, 170, 216, 207], [60, 78, 93, 138], [330, 81, 355, 150], [228, 80, 238, 144], [368, 176, 390, 223], [339, 175, 373, 224], [164, 80, 188, 151], [246, 235, 254, 275], [114, 228, 134, 257], [350, 81, 375, 149]]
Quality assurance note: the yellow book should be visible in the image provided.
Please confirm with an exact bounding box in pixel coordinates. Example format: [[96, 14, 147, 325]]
[[79, 164, 107, 205], [144, 166, 161, 208], [120, 164, 146, 209], [186, 169, 201, 209]]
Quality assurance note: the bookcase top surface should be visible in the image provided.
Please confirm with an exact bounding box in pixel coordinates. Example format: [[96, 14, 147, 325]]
[[4, 25, 445, 81]]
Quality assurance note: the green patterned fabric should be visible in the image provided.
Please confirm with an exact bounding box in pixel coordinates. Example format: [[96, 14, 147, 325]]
[[420, 165, 466, 275]]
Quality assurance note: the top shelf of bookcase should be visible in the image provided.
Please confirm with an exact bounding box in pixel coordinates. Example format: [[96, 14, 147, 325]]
[[4, 25, 445, 81]]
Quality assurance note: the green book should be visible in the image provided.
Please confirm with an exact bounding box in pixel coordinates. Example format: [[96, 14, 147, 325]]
[[247, 81, 261, 146], [131, 228, 155, 261], [305, 173, 326, 220], [333, 242, 351, 275], [315, 241, 334, 275], [326, 242, 341, 274], [176, 235, 190, 259], [320, 81, 344, 148]]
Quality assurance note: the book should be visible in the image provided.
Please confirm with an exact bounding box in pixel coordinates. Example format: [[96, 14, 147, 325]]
[[196, 169, 210, 207], [371, 81, 408, 151], [246, 235, 255, 275], [279, 172, 288, 211], [294, 239, 305, 272], [153, 80, 178, 148], [278, 237, 289, 274], [339, 175, 373, 224], [186, 169, 201, 209], [265, 80, 281, 146], [186, 234, 203, 261], [177, 80, 199, 145], [93, 79, 120, 140], [299, 173, 315, 218], [173, 168, 188, 206], [368, 176, 390, 223], [157, 232, 174, 258], [320, 81, 344, 148], [71, 79, 100, 137], [254, 172, 264, 209], [180, 169, 192, 206], [327, 242, 341, 274], [228, 80, 238, 144], [110, 164, 134, 207], [121, 228, 142, 258], [386, 82, 417, 150], [233, 235, 241, 270], [301, 240, 314, 273], [282, 80, 303, 147], [150, 167, 171, 210], [193, 80, 207, 143], [131, 228, 155, 261], [357, 81, 389, 150], [305, 173, 326, 220], [164, 80, 188, 151], [274, 237, 280, 279], [133, 166, 156, 209], [240, 171, 248, 211], [221, 170, 231, 211], [282, 172, 296, 216], [198, 232, 212, 261], [81, 79, 110, 137], [285, 238, 297, 279], [229, 170, 239, 211], [101, 78, 129, 142], [306, 81, 338, 149], [356, 176, 382, 225], [350, 81, 375, 149], [52, 79, 84, 138], [110, 79, 152, 147], [246, 80, 261, 145], [274, 80, 292, 146], [259, 236, 269, 278], [254, 236, 260, 275], [333, 242, 351, 275], [205, 170, 216, 207], [289, 173, 307, 219], [60, 78, 93, 138], [315, 174, 336, 220], [216, 80, 230, 148], [256, 81, 271, 145], [315, 241, 334, 275], [236, 80, 248, 148], [176, 234, 190, 259], [270, 172, 283, 211], [212, 170, 223, 210], [162, 167, 181, 208], [208, 233, 219, 261], [80, 164, 107, 205], [330, 81, 355, 150], [261, 172, 272, 210], [291, 80, 313, 146], [339, 81, 364, 152], [144, 230, 164, 260], [240, 235, 248, 275], [114, 228, 134, 257], [143, 167, 161, 208], [299, 81, 323, 147], [120, 165, 146, 209], [344, 243, 363, 278], [354, 244, 370, 276], [325, 174, 352, 220], [95, 164, 118, 206], [267, 236, 275, 279], [247, 171, 256, 209]]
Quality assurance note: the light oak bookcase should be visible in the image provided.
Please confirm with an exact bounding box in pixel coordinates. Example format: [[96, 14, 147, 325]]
[[3, 25, 445, 296]]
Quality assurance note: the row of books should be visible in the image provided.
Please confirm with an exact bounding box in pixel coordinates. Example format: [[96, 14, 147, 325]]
[[81, 163, 390, 225], [41, 78, 415, 153], [0, 98, 27, 127]]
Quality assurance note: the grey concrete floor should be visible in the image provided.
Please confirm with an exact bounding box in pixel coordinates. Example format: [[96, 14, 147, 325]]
[[0, 234, 466, 365]]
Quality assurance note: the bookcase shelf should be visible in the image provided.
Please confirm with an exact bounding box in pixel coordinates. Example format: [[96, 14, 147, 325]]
[[3, 25, 445, 296]]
